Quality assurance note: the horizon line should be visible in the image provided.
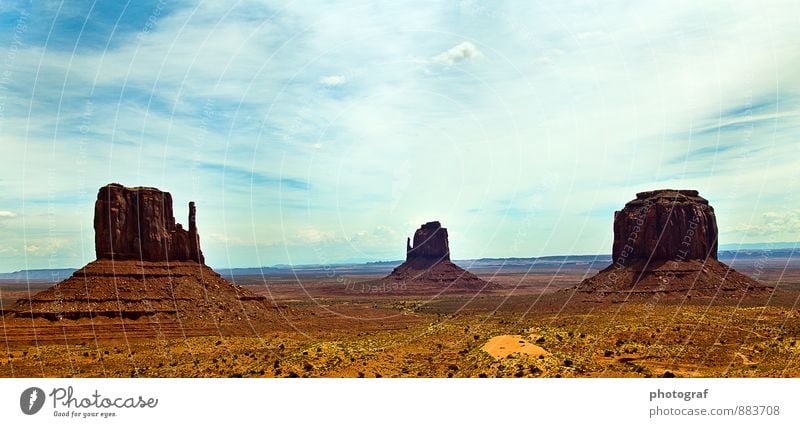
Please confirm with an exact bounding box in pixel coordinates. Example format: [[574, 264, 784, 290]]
[[1, 242, 797, 275]]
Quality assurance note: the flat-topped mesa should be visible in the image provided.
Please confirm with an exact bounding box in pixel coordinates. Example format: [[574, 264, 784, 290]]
[[574, 189, 767, 298], [612, 189, 717, 266], [94, 183, 204, 263], [405, 221, 451, 268]]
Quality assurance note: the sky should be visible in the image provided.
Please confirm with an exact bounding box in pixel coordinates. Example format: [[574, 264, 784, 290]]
[[0, 0, 798, 271]]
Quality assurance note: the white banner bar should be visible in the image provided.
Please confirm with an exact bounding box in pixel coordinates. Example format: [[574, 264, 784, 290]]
[[1, 378, 798, 427]]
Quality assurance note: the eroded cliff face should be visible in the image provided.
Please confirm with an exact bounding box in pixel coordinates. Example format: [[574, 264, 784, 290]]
[[611, 190, 718, 265], [405, 221, 451, 268], [94, 183, 204, 263], [575, 190, 765, 297], [8, 183, 285, 327]]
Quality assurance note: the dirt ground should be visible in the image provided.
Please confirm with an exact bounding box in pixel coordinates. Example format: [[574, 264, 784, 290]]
[[1, 261, 799, 378]]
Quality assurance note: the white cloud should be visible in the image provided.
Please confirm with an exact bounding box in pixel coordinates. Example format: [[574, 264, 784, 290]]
[[574, 31, 606, 41], [205, 233, 252, 245], [23, 238, 70, 255], [0, 211, 18, 229], [431, 41, 482, 66], [731, 210, 800, 237], [320, 74, 347, 86], [296, 227, 337, 243], [0, 211, 17, 219]]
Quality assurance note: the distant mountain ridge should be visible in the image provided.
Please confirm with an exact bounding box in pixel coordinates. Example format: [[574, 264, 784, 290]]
[[0, 269, 76, 282], [1, 245, 796, 281], [718, 242, 799, 250]]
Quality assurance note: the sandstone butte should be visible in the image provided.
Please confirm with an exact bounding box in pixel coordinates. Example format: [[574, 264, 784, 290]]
[[574, 189, 769, 298], [377, 221, 499, 293], [6, 183, 284, 333]]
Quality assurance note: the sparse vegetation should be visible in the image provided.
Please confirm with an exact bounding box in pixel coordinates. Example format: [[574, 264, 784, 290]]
[[2, 275, 799, 378]]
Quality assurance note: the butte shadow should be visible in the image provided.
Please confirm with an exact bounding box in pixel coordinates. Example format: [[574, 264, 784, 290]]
[[4, 183, 286, 338], [571, 190, 771, 300], [350, 221, 500, 295]]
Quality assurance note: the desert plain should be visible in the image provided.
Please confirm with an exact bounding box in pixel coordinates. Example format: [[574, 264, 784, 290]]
[[1, 252, 798, 378]]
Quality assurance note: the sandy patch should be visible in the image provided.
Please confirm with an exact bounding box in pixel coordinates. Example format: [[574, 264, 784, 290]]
[[482, 335, 549, 359]]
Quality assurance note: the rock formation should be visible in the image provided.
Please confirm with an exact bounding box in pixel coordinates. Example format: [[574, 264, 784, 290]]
[[372, 221, 498, 294], [405, 221, 451, 268], [94, 183, 204, 263], [574, 189, 768, 298], [8, 183, 283, 332], [611, 190, 717, 264]]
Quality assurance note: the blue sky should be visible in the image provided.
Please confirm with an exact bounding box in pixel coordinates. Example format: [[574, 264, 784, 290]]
[[0, 0, 799, 271]]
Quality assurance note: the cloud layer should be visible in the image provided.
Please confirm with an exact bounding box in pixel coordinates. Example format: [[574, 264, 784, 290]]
[[0, 1, 799, 270]]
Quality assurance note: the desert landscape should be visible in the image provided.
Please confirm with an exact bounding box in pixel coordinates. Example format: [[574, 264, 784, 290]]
[[3, 5, 800, 427], [1, 185, 798, 378]]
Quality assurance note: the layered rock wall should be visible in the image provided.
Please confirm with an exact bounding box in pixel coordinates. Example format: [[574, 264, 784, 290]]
[[406, 221, 450, 268], [611, 190, 717, 266], [94, 183, 204, 263]]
